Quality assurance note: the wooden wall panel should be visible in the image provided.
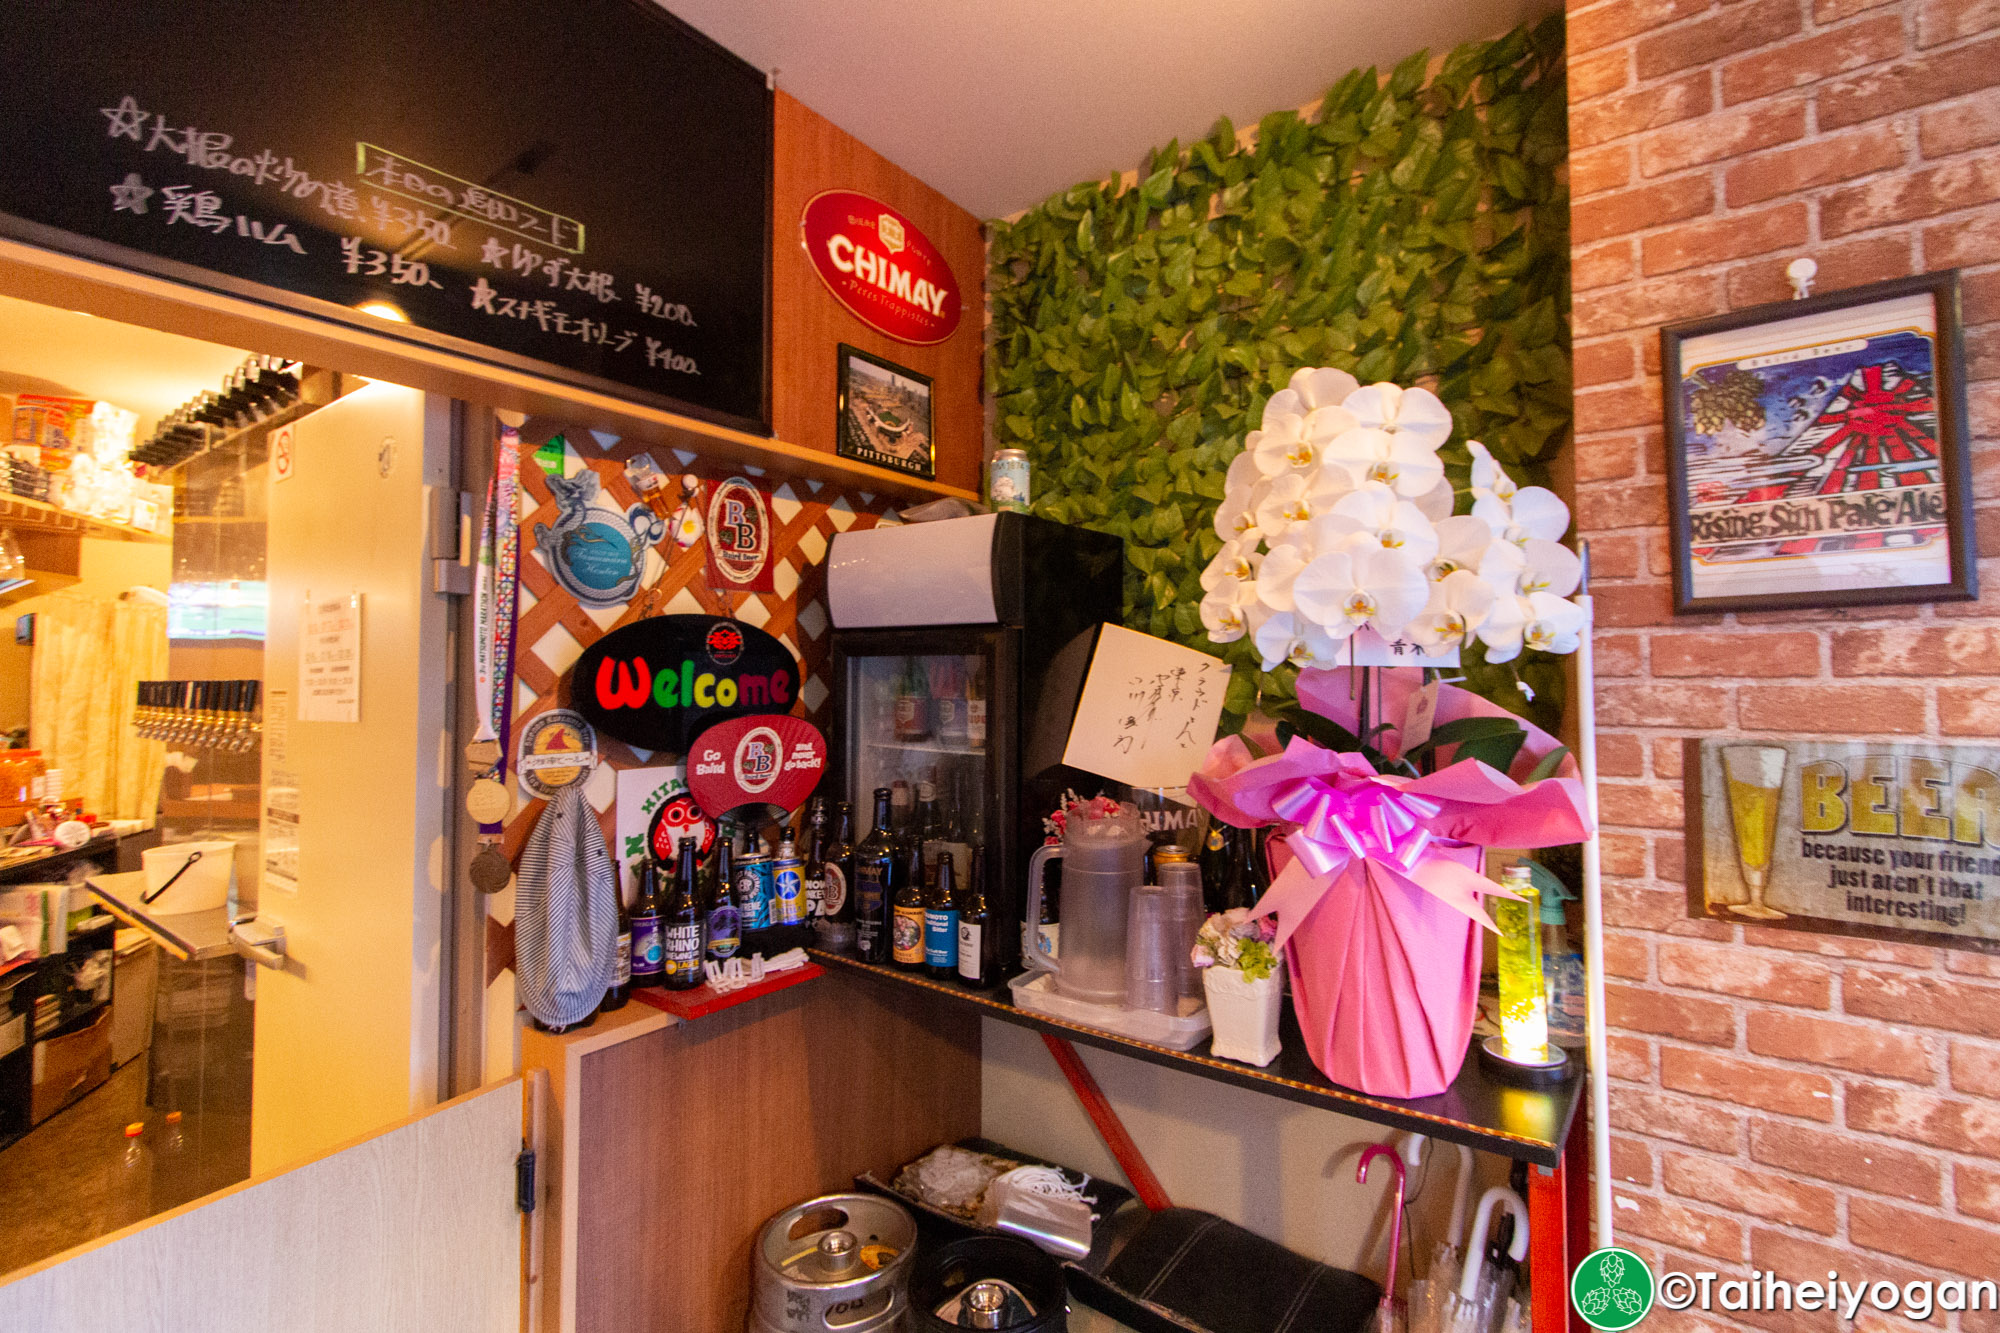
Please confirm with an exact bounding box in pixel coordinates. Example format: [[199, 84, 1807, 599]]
[[771, 91, 985, 496], [571, 973, 981, 1333]]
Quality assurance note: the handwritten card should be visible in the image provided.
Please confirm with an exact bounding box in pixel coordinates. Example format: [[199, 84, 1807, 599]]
[[1061, 625, 1232, 790]]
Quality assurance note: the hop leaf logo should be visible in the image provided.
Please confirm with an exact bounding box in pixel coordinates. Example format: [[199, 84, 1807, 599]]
[[1572, 1247, 1655, 1331]]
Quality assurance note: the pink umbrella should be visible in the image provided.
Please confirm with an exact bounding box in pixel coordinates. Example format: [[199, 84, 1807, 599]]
[[1358, 1143, 1408, 1333]]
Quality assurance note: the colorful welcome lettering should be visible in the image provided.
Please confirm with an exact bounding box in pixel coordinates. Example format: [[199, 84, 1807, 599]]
[[592, 654, 791, 712]]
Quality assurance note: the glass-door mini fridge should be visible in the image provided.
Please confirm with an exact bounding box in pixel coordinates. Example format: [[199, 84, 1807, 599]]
[[826, 512, 1123, 977]]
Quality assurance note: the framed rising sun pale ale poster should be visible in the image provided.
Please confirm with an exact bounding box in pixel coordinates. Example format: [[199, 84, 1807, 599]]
[[1660, 270, 1975, 614], [1687, 737, 2000, 952]]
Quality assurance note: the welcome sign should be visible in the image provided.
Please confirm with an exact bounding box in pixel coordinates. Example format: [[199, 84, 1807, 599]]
[[570, 615, 799, 753], [1689, 737, 2000, 951]]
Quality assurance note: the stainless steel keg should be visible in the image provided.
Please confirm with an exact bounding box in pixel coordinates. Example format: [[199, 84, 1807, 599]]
[[749, 1192, 917, 1333]]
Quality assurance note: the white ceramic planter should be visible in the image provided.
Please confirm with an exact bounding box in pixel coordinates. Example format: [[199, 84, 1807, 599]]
[[1202, 965, 1283, 1066]]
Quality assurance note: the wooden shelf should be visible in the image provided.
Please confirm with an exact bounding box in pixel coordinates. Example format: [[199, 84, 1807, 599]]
[[810, 949, 1585, 1168], [0, 492, 168, 543]]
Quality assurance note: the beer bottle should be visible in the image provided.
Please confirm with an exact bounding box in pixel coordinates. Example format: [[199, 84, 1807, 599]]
[[893, 657, 930, 741], [854, 788, 896, 965], [601, 870, 632, 1011], [891, 836, 927, 971], [924, 850, 959, 980], [815, 799, 857, 953], [802, 797, 831, 922], [628, 859, 665, 989], [957, 845, 998, 989], [707, 835, 741, 963], [662, 837, 707, 991]]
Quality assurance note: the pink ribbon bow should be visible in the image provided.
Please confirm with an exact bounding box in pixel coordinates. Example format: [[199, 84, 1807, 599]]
[[1186, 718, 1592, 950]]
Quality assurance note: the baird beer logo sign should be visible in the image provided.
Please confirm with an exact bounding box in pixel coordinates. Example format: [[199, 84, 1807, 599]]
[[800, 189, 962, 345]]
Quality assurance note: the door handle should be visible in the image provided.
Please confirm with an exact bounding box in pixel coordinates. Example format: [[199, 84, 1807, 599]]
[[229, 916, 287, 969]]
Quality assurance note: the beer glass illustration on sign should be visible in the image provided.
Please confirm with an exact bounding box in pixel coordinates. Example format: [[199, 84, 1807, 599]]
[[1721, 744, 1789, 919]]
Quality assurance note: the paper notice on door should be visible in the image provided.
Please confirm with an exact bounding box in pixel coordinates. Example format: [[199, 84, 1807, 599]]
[[263, 768, 300, 894], [1061, 625, 1231, 790], [299, 594, 361, 723]]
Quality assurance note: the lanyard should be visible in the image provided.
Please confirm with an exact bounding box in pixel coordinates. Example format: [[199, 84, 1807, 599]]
[[472, 425, 522, 777]]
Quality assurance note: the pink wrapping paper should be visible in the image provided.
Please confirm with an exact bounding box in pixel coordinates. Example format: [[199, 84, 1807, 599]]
[[1187, 666, 1592, 1099]]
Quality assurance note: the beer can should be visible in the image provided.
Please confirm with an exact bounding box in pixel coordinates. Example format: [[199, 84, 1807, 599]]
[[772, 850, 806, 926], [989, 449, 1030, 513], [737, 853, 774, 931]]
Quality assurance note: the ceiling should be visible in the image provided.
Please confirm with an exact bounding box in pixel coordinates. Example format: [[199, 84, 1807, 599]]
[[661, 0, 1559, 220], [0, 294, 250, 440]]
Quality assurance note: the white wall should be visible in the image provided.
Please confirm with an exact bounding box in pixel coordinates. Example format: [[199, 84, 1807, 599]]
[[978, 1018, 1508, 1288]]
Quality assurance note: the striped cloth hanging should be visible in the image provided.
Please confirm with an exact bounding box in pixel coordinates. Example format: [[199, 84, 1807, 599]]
[[514, 782, 617, 1028]]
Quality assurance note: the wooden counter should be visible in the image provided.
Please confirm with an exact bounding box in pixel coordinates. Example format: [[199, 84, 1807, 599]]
[[522, 968, 980, 1333]]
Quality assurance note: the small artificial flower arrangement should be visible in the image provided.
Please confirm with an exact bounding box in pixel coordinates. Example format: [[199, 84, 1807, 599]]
[[1193, 908, 1287, 1067], [1191, 908, 1282, 980]]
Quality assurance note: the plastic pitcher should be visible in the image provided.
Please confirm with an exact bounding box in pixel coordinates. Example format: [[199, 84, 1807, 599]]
[[1025, 801, 1145, 1005]]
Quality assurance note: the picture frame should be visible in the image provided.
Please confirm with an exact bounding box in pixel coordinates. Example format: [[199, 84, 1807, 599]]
[[1660, 270, 1975, 615], [835, 344, 934, 480]]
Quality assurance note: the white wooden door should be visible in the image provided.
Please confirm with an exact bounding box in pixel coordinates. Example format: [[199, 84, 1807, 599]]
[[254, 380, 454, 1173], [0, 1078, 524, 1332]]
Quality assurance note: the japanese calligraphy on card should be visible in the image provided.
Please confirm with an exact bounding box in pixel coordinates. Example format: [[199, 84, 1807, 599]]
[[1061, 625, 1231, 790]]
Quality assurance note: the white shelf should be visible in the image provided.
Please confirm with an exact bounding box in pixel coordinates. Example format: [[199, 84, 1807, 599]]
[[861, 738, 986, 757]]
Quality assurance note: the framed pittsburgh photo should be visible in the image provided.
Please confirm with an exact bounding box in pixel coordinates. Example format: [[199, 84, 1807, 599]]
[[1661, 270, 1975, 614], [836, 344, 934, 480]]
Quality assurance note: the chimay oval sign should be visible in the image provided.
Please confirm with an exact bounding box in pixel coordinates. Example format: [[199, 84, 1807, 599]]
[[800, 189, 962, 345]]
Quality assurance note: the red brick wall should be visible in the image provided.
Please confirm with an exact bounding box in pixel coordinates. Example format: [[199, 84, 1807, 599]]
[[1567, 0, 2000, 1316]]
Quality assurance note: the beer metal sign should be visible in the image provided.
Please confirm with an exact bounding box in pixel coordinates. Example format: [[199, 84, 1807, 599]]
[[706, 475, 776, 594], [800, 189, 962, 345], [1689, 736, 2000, 951]]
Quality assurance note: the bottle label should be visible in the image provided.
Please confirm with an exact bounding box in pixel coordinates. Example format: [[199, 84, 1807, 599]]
[[819, 864, 847, 916], [967, 698, 987, 746], [707, 906, 741, 960], [892, 906, 925, 963], [924, 908, 958, 968], [957, 921, 983, 980], [773, 864, 806, 925], [1023, 921, 1059, 960], [805, 872, 825, 918], [893, 694, 926, 738], [663, 922, 704, 976], [935, 696, 963, 734], [611, 931, 631, 987], [631, 915, 664, 975]]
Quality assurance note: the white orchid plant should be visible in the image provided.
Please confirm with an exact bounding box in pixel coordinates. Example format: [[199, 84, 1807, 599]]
[[1199, 365, 1583, 674]]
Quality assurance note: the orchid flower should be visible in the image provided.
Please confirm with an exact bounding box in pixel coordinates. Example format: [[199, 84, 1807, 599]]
[[1200, 591, 1251, 643], [1255, 530, 1316, 612], [1213, 480, 1268, 544], [1315, 482, 1441, 565], [1408, 570, 1496, 653], [1261, 366, 1361, 429], [1429, 515, 1492, 579], [1412, 476, 1457, 522], [1323, 424, 1446, 498], [1290, 546, 1430, 640], [1249, 416, 1319, 478], [1518, 539, 1582, 598], [1344, 383, 1455, 452], [1253, 471, 1319, 541], [1200, 538, 1263, 594], [1479, 592, 1587, 663], [1472, 483, 1571, 546], [1468, 440, 1517, 502], [1252, 611, 1342, 672]]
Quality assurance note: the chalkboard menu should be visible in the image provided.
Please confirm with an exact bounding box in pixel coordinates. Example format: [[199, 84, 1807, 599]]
[[0, 0, 772, 431]]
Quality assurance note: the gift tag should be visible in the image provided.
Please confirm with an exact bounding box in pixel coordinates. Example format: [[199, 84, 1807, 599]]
[[1401, 679, 1440, 755], [465, 778, 511, 825], [464, 738, 504, 770], [469, 844, 513, 895]]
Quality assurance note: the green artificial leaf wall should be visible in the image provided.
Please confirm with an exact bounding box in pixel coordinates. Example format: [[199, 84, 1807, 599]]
[[987, 15, 1571, 731]]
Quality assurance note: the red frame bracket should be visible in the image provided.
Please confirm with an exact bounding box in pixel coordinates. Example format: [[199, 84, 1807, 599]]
[[1040, 1033, 1173, 1213]]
